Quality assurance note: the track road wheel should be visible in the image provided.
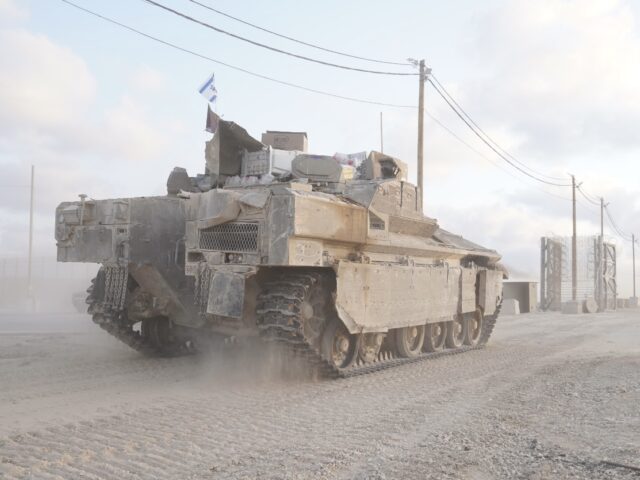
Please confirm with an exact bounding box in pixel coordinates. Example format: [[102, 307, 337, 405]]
[[464, 308, 483, 346], [141, 317, 175, 353], [423, 322, 446, 352], [395, 325, 425, 358], [445, 317, 465, 349], [358, 333, 384, 364], [321, 319, 357, 369]]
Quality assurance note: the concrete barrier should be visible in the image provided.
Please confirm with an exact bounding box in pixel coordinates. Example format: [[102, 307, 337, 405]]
[[502, 298, 520, 315], [562, 301, 582, 314], [583, 297, 598, 314]]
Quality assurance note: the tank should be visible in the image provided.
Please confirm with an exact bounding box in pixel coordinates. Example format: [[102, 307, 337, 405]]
[[55, 111, 506, 376]]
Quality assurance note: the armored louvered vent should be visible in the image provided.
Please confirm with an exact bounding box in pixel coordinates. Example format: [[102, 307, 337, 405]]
[[199, 222, 259, 252]]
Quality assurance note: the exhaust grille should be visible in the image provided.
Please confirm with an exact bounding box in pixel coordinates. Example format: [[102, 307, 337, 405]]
[[199, 222, 259, 252]]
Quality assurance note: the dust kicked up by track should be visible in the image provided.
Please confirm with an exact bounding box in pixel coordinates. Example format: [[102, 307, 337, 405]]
[[0, 310, 639, 479]]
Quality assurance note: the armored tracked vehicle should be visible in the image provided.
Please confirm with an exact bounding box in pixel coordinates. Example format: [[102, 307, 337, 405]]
[[55, 111, 505, 376]]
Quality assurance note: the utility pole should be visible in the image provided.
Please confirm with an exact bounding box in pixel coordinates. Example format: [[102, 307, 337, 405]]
[[600, 198, 604, 243], [571, 175, 577, 302], [27, 165, 35, 311], [416, 59, 427, 210], [409, 57, 431, 209], [417, 60, 425, 208], [598, 197, 605, 311], [380, 112, 384, 153], [633, 233, 636, 300]]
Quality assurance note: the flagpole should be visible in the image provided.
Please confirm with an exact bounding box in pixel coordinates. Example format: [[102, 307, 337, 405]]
[[380, 112, 384, 153]]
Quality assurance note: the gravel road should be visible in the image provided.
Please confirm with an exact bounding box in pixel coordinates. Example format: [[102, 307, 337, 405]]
[[0, 309, 638, 479]]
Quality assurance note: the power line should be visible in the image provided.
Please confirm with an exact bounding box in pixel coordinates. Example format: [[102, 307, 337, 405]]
[[58, 0, 580, 203], [58, 0, 415, 109], [427, 77, 572, 187], [568, 181, 601, 218], [576, 184, 601, 207], [605, 212, 628, 240], [66, 0, 550, 196], [55, 1, 636, 242], [577, 184, 603, 206], [142, 0, 418, 76], [56, 1, 578, 194], [181, 0, 584, 201], [427, 77, 570, 188], [579, 184, 635, 241], [607, 209, 632, 241], [576, 198, 601, 219], [430, 75, 568, 183], [428, 75, 632, 236], [186, 0, 409, 67], [424, 111, 573, 202], [605, 205, 632, 241]]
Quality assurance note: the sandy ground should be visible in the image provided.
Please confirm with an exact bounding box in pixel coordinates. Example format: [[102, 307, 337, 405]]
[[0, 310, 638, 480]]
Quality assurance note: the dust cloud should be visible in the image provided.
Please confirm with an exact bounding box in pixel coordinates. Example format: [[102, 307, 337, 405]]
[[0, 256, 97, 314], [2, 310, 639, 479]]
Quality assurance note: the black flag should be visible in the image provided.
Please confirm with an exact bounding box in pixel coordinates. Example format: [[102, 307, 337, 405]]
[[206, 105, 219, 134]]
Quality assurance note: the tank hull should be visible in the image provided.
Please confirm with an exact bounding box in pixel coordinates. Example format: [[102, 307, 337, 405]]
[[54, 113, 505, 376], [184, 181, 503, 338]]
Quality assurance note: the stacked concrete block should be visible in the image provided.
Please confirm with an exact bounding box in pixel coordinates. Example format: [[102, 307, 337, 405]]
[[502, 298, 520, 315]]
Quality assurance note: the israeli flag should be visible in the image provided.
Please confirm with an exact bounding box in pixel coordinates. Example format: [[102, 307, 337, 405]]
[[199, 73, 217, 103]]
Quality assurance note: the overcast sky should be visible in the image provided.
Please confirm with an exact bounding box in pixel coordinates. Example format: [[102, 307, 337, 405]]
[[1, 0, 638, 296]]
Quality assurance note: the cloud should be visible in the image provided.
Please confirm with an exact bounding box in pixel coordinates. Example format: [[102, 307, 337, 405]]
[[413, 0, 640, 296], [101, 95, 169, 161], [129, 65, 166, 93], [0, 1, 637, 297], [0, 0, 27, 22], [0, 27, 175, 163], [0, 28, 96, 133], [455, 0, 640, 159], [0, 27, 188, 257], [430, 177, 640, 295]]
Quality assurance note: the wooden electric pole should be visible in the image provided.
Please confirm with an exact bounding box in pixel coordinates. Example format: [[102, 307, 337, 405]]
[[633, 233, 636, 299], [599, 197, 604, 310], [571, 175, 577, 302], [417, 59, 426, 209], [600, 197, 604, 250]]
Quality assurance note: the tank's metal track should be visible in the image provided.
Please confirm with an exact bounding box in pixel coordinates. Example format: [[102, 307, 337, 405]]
[[86, 275, 192, 357], [257, 273, 500, 379]]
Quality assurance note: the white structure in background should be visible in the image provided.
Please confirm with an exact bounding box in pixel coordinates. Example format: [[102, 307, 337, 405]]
[[540, 236, 617, 312]]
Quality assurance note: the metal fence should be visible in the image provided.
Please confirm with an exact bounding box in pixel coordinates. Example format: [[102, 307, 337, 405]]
[[540, 236, 617, 311]]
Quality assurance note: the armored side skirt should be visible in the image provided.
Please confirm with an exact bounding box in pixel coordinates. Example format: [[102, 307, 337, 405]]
[[198, 263, 502, 334], [334, 262, 502, 333]]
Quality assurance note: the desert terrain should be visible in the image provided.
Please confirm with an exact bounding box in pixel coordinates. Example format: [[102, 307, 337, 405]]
[[0, 310, 638, 479]]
